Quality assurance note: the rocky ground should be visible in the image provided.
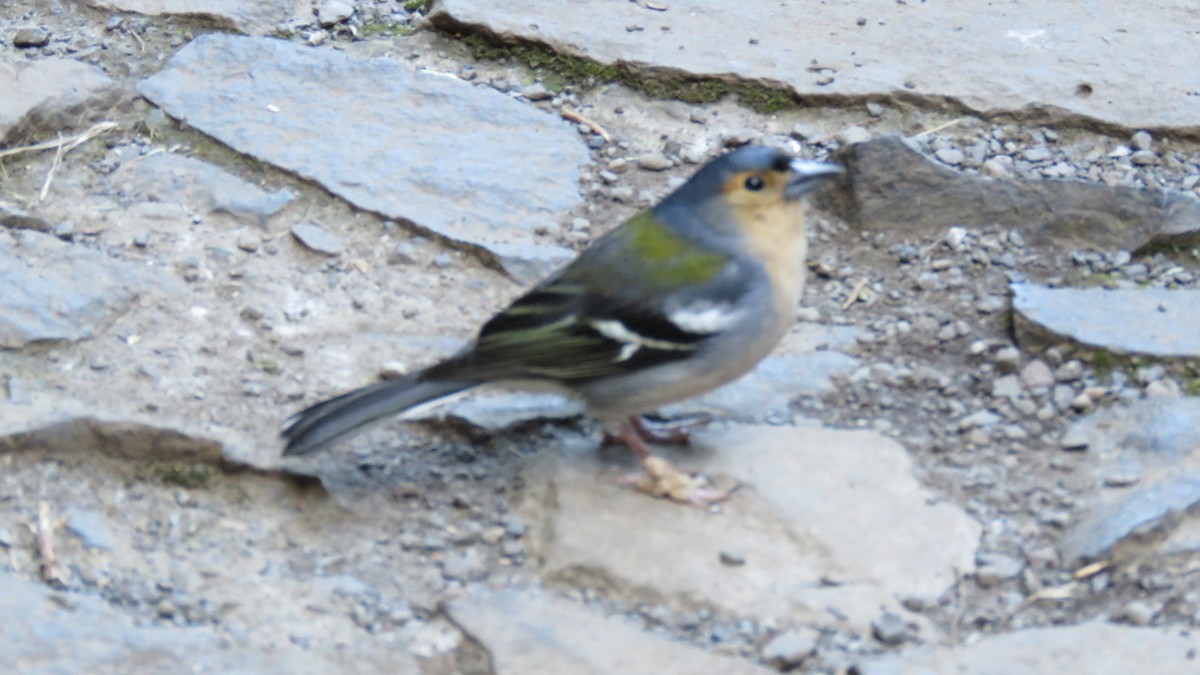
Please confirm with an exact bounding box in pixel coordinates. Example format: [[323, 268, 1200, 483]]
[[4, 1, 1200, 673]]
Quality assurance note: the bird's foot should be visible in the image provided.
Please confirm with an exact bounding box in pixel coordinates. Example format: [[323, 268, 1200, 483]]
[[619, 456, 737, 507]]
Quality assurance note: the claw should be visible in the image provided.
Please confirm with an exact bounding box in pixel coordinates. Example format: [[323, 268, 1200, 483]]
[[604, 416, 735, 506], [620, 456, 737, 507]]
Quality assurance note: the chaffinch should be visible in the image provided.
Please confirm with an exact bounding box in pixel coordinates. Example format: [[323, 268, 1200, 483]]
[[283, 145, 842, 504]]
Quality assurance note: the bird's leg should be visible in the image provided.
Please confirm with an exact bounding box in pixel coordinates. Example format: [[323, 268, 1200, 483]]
[[601, 412, 713, 447], [630, 414, 693, 445], [613, 416, 734, 507]]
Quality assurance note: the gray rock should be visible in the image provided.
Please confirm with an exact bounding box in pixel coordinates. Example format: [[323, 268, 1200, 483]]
[[430, 1, 1200, 132], [0, 204, 51, 232], [974, 552, 1023, 587], [871, 612, 910, 646], [980, 158, 1010, 178], [388, 242, 419, 265], [317, 0, 353, 26], [113, 153, 293, 227], [65, 509, 116, 550], [0, 230, 177, 348], [958, 409, 1001, 431], [836, 125, 873, 145], [0, 568, 418, 672], [1062, 476, 1200, 563], [1055, 360, 1084, 382], [1056, 397, 1200, 562], [818, 136, 1200, 252], [1013, 284, 1200, 357], [441, 549, 487, 581], [446, 590, 772, 674], [1113, 600, 1158, 626], [1131, 130, 1154, 151], [637, 152, 673, 171], [1019, 359, 1055, 391], [139, 34, 588, 283], [857, 621, 1196, 674], [1021, 145, 1053, 162], [81, 0, 309, 36], [0, 412, 244, 468], [991, 375, 1021, 399], [760, 627, 819, 669], [290, 223, 346, 256], [935, 147, 965, 165], [13, 27, 51, 48], [520, 82, 553, 101], [0, 58, 129, 145], [518, 424, 979, 629]]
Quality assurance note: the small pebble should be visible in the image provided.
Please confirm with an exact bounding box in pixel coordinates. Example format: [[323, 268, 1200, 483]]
[[521, 83, 553, 101], [290, 223, 345, 256], [760, 628, 818, 669], [13, 27, 51, 48], [388, 242, 419, 265], [836, 125, 872, 145], [981, 157, 1011, 178], [317, 0, 354, 26], [380, 361, 409, 379], [1130, 149, 1160, 166], [1022, 146, 1053, 162], [718, 550, 746, 567], [1113, 600, 1157, 626], [637, 152, 672, 171], [871, 612, 909, 645], [935, 147, 965, 165], [1020, 360, 1055, 390]]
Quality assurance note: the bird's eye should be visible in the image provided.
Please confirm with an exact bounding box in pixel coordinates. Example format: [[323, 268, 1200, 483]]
[[744, 175, 765, 191]]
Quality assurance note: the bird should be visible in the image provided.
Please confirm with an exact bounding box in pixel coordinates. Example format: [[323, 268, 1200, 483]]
[[282, 145, 843, 505]]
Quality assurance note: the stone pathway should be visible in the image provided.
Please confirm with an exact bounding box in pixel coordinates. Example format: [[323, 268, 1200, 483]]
[[430, 0, 1200, 131], [4, 0, 1200, 672], [139, 32, 590, 282]]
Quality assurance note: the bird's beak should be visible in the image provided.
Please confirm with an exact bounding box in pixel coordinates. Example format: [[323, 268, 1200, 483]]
[[785, 159, 844, 200]]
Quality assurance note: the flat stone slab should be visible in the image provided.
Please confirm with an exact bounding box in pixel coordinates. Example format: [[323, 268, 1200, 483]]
[[0, 569, 417, 674], [518, 424, 980, 629], [139, 34, 590, 282], [111, 153, 294, 227], [0, 229, 177, 349], [447, 590, 773, 674], [432, 0, 1200, 133], [1012, 284, 1200, 358], [82, 0, 309, 35], [1056, 397, 1200, 563], [857, 621, 1198, 675], [0, 58, 128, 144], [823, 136, 1200, 252], [0, 404, 288, 473]]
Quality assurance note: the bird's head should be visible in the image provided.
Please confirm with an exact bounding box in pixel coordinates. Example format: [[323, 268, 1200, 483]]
[[655, 145, 842, 239]]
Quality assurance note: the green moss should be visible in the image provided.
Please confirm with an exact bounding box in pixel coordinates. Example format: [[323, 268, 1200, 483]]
[[152, 463, 215, 489], [359, 22, 416, 37], [1187, 378, 1200, 396], [404, 0, 432, 11], [458, 34, 797, 113], [1091, 349, 1115, 377]]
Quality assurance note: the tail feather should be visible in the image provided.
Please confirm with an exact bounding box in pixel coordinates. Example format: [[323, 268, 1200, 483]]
[[281, 374, 472, 456]]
